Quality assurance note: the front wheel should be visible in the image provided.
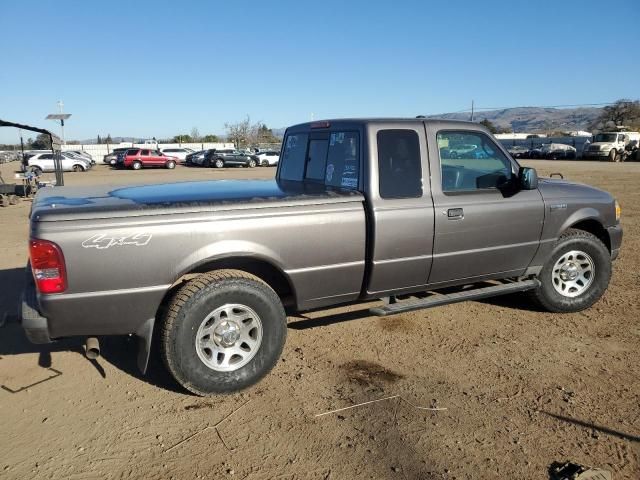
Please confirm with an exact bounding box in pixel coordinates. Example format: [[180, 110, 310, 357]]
[[161, 270, 287, 395], [72, 164, 84, 172], [166, 160, 176, 169], [529, 228, 611, 313], [248, 159, 257, 168], [215, 159, 224, 168], [609, 149, 617, 162], [132, 161, 142, 170]]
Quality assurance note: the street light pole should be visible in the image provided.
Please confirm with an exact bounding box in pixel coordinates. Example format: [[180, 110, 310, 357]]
[[57, 100, 65, 144]]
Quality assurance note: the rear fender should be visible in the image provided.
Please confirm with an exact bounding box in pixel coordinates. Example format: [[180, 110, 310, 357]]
[[174, 240, 287, 280]]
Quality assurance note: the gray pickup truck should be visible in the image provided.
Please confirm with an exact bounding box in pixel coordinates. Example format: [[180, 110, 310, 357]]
[[22, 119, 622, 395]]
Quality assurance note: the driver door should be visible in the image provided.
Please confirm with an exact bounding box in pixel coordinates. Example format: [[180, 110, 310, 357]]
[[426, 126, 545, 285]]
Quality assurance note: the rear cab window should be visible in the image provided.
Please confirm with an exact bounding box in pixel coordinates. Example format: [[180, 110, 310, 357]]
[[278, 130, 360, 190], [377, 129, 422, 199]]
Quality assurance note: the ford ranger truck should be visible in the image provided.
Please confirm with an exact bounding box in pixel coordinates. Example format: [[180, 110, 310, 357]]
[[21, 119, 623, 395]]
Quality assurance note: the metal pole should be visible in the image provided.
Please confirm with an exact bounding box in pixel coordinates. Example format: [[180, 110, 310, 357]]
[[57, 100, 66, 144]]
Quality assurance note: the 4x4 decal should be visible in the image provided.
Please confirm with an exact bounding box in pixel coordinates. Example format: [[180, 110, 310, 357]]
[[81, 233, 152, 249]]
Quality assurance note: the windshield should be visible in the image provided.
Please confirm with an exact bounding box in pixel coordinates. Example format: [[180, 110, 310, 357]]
[[594, 133, 617, 143]]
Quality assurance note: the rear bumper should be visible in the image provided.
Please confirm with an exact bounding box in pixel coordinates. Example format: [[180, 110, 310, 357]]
[[21, 268, 52, 344], [608, 224, 623, 261]]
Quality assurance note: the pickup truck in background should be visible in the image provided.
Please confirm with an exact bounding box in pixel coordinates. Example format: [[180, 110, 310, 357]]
[[22, 118, 622, 395]]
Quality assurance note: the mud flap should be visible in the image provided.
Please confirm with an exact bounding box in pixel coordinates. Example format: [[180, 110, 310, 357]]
[[136, 318, 155, 374]]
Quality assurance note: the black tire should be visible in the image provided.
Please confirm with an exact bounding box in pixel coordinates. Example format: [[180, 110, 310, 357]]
[[609, 149, 617, 162], [31, 166, 43, 176], [530, 228, 611, 313], [72, 164, 83, 172], [248, 159, 257, 168], [215, 158, 224, 168], [161, 270, 287, 395], [166, 160, 176, 169], [261, 160, 268, 167], [132, 161, 142, 170]]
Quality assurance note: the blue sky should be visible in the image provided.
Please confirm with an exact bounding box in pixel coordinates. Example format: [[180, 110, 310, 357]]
[[1, 0, 638, 143]]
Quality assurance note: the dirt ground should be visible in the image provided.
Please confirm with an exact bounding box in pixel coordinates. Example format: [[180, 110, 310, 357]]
[[0, 160, 638, 480]]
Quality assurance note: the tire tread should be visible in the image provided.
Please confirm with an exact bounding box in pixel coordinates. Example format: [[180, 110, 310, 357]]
[[160, 269, 279, 396]]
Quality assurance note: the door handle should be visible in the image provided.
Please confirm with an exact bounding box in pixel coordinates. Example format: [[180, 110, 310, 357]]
[[447, 208, 464, 219]]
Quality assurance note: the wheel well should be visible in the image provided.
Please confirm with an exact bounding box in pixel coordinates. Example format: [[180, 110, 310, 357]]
[[160, 257, 296, 312], [569, 219, 611, 252]]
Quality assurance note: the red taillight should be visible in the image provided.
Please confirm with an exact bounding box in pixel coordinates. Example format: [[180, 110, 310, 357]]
[[310, 121, 330, 129], [29, 239, 67, 294]]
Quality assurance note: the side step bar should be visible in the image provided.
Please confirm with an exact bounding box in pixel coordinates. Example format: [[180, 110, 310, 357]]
[[369, 279, 540, 317]]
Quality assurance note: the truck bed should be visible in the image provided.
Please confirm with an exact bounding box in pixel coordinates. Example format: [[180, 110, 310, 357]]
[[31, 179, 364, 222]]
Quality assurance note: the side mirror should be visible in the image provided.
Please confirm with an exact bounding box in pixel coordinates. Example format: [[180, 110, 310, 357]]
[[519, 166, 538, 190]]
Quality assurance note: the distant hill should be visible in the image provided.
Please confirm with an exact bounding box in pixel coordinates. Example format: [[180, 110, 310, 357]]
[[427, 106, 602, 133]]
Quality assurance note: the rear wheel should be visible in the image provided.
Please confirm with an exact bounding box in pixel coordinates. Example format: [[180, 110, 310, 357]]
[[248, 159, 257, 168], [530, 228, 611, 313], [166, 160, 176, 169], [261, 160, 268, 167], [132, 161, 142, 170], [161, 270, 287, 395], [31, 166, 43, 176]]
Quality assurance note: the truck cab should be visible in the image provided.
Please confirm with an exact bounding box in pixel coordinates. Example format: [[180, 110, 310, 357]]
[[281, 119, 543, 294]]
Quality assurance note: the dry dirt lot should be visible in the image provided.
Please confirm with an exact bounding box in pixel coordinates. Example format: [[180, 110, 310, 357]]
[[0, 160, 638, 480]]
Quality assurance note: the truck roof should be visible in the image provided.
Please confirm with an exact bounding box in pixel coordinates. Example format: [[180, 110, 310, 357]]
[[287, 117, 483, 130]]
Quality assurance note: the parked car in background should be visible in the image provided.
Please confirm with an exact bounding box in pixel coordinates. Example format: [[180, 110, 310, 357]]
[[202, 149, 257, 168], [256, 150, 280, 166], [527, 145, 545, 159], [541, 143, 577, 160], [104, 147, 130, 164], [24, 152, 92, 174], [185, 150, 206, 165], [63, 151, 96, 165], [506, 145, 529, 158], [160, 147, 194, 161], [66, 150, 95, 164], [118, 149, 179, 170], [23, 150, 51, 162]]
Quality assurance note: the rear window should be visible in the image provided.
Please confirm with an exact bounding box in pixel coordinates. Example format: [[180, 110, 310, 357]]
[[279, 131, 360, 189], [127, 149, 140, 155], [279, 133, 308, 181]]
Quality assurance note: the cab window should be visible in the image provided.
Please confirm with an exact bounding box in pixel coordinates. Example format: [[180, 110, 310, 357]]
[[377, 129, 422, 199], [279, 131, 360, 189], [437, 131, 514, 192]]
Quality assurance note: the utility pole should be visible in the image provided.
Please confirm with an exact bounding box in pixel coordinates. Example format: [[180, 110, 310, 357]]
[[19, 129, 25, 159], [470, 100, 475, 122]]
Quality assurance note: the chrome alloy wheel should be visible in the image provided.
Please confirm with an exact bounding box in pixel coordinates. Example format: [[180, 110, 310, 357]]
[[195, 303, 263, 372], [551, 250, 595, 298]]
